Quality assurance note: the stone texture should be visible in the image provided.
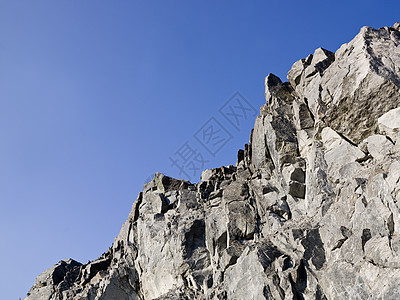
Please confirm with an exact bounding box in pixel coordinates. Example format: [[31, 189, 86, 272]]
[[378, 107, 400, 143], [26, 22, 400, 300]]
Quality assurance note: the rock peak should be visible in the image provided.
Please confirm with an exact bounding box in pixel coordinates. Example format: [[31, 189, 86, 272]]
[[25, 23, 400, 300]]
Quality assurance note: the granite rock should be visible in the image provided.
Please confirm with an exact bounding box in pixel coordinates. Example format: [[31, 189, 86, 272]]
[[26, 22, 400, 300]]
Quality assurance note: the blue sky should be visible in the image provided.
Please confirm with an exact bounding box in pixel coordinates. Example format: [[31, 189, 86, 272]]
[[0, 1, 399, 299]]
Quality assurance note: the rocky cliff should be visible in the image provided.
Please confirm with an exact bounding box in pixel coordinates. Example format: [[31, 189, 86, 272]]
[[25, 23, 400, 300]]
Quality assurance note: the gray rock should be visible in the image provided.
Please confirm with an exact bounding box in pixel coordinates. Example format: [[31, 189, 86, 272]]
[[25, 22, 400, 300], [378, 107, 400, 143], [361, 134, 394, 160]]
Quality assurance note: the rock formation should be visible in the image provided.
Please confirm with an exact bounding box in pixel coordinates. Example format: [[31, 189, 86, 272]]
[[25, 22, 400, 299]]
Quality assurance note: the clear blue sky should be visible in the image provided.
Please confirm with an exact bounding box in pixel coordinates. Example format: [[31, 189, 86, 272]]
[[0, 1, 399, 299]]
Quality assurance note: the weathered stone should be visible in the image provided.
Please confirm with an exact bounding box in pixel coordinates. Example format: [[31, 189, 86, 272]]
[[378, 107, 400, 143], [361, 134, 394, 160], [26, 22, 400, 300], [321, 126, 365, 181], [293, 99, 314, 130]]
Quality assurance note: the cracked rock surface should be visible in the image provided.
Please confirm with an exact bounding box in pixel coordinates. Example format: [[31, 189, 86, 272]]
[[26, 23, 400, 300]]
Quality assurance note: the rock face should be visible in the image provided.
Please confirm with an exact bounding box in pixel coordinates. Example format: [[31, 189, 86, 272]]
[[26, 23, 400, 300]]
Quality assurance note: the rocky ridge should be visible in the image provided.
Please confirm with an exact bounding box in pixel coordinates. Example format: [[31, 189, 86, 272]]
[[26, 23, 400, 299]]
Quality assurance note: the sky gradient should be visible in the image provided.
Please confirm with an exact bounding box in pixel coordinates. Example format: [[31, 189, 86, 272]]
[[1, 1, 399, 299]]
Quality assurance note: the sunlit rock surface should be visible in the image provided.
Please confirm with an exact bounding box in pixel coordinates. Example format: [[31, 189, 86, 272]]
[[26, 22, 400, 300]]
